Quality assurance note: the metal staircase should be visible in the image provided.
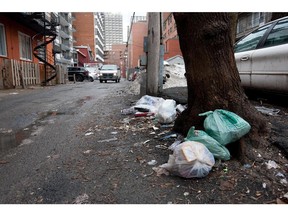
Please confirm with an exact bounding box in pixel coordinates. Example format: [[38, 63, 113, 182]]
[[30, 13, 59, 86]]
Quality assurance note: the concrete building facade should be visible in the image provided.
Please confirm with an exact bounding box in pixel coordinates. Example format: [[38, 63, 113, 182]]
[[103, 13, 123, 51]]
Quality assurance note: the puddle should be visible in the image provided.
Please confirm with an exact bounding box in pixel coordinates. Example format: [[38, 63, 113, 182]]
[[0, 129, 30, 153]]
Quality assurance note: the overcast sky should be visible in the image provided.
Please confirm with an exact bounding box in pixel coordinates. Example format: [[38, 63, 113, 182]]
[[122, 12, 147, 42]]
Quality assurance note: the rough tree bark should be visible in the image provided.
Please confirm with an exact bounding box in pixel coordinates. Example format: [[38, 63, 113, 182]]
[[173, 12, 269, 162]]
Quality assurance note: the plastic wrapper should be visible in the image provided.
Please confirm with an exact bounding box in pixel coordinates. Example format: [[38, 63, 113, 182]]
[[160, 141, 215, 178]]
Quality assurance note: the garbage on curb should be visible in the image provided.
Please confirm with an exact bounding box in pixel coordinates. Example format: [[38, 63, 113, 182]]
[[255, 106, 280, 116], [157, 99, 177, 124], [176, 104, 186, 113], [199, 109, 251, 145], [265, 160, 279, 169], [185, 126, 231, 161], [134, 95, 165, 114], [159, 141, 215, 178]]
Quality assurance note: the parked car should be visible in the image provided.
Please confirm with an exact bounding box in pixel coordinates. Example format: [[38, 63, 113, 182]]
[[99, 64, 121, 83], [84, 67, 99, 82], [234, 16, 288, 94], [67, 67, 89, 82]]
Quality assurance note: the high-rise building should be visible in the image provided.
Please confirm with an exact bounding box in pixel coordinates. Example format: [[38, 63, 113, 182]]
[[103, 13, 123, 51], [54, 12, 74, 66], [94, 12, 105, 62]]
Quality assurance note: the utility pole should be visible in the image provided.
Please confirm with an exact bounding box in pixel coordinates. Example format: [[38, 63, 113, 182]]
[[146, 12, 160, 96]]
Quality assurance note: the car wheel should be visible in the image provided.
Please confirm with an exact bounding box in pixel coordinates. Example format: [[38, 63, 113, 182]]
[[105, 80, 107, 83], [76, 75, 84, 82], [89, 77, 94, 82], [100, 80, 103, 83]]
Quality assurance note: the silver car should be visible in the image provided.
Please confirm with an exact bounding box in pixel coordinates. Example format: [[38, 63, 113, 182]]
[[84, 67, 98, 82], [99, 64, 121, 83], [234, 16, 288, 94]]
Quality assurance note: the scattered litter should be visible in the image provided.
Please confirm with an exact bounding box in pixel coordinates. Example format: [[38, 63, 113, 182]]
[[155, 145, 168, 150], [176, 104, 186, 113], [73, 193, 89, 204], [280, 179, 287, 185], [143, 140, 150, 144], [147, 160, 157, 166], [262, 183, 267, 189], [134, 112, 154, 117], [152, 166, 169, 176], [111, 131, 118, 135], [160, 141, 215, 178], [83, 150, 92, 154], [0, 160, 9, 164], [244, 164, 252, 169], [159, 133, 177, 140], [183, 192, 189, 196], [160, 124, 174, 128], [9, 92, 19, 95], [98, 137, 118, 143], [152, 126, 159, 131], [23, 128, 29, 131], [85, 132, 94, 136], [255, 106, 280, 116], [275, 172, 285, 178], [265, 160, 279, 169]]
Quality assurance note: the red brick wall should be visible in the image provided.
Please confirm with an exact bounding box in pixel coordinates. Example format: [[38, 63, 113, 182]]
[[73, 13, 95, 59], [164, 39, 182, 60], [0, 14, 51, 63], [128, 21, 148, 69]]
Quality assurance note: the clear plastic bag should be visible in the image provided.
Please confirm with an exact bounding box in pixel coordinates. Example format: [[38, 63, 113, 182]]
[[199, 109, 251, 145], [160, 141, 215, 178], [157, 99, 177, 124]]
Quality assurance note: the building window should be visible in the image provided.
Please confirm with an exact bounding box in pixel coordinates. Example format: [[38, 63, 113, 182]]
[[19, 32, 32, 61], [0, 24, 7, 57]]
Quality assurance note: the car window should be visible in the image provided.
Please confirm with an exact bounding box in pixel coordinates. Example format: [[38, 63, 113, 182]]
[[101, 65, 117, 70], [262, 18, 288, 48], [234, 23, 272, 53]]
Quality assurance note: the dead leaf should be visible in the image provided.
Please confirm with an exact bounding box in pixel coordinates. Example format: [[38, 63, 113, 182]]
[[0, 160, 9, 164], [277, 198, 288, 204], [219, 179, 236, 191]]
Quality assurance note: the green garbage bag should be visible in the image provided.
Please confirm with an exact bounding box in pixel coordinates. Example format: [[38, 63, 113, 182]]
[[185, 126, 230, 161], [199, 109, 251, 145]]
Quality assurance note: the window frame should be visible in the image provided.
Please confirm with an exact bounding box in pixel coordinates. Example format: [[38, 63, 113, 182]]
[[0, 23, 7, 57], [18, 31, 32, 61]]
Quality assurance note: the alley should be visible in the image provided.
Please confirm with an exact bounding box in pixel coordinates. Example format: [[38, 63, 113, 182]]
[[0, 80, 287, 205]]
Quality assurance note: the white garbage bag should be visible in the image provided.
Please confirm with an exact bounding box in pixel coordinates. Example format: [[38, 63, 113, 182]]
[[160, 141, 215, 178], [157, 99, 177, 124]]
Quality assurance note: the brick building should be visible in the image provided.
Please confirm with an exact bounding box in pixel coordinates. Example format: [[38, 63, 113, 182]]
[[162, 13, 182, 60], [127, 20, 148, 69]]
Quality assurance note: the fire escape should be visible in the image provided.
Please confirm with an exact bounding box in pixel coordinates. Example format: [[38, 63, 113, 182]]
[[29, 12, 59, 85]]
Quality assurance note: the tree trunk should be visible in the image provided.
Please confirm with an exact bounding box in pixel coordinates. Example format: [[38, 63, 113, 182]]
[[173, 12, 269, 163]]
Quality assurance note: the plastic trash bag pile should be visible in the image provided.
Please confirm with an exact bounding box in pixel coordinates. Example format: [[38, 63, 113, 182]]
[[121, 95, 178, 124], [160, 109, 251, 178], [121, 96, 251, 179]]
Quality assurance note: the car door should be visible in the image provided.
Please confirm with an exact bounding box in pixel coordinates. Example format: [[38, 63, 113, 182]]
[[234, 23, 273, 89], [250, 17, 288, 93]]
